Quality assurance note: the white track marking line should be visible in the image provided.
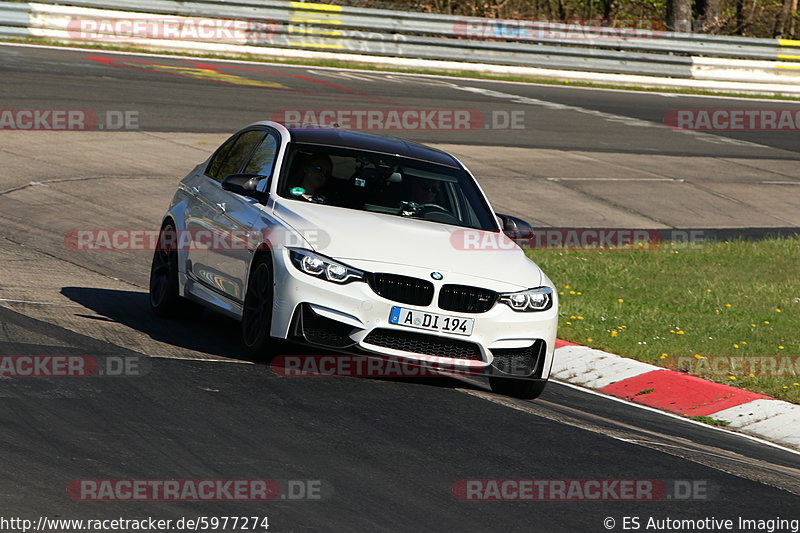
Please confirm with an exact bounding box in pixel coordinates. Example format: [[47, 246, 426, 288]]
[[453, 85, 781, 150], [457, 379, 800, 457], [547, 177, 685, 182], [0, 298, 83, 307]]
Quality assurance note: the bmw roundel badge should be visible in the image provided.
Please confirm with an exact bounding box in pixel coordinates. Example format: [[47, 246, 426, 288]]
[[431, 272, 443, 280]]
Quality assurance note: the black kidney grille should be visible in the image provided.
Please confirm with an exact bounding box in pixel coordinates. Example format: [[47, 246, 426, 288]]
[[364, 328, 482, 360], [438, 284, 497, 313], [368, 273, 434, 306]]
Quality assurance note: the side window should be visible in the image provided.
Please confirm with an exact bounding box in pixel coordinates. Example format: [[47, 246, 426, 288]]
[[244, 134, 279, 177], [210, 130, 266, 182], [206, 135, 237, 180]]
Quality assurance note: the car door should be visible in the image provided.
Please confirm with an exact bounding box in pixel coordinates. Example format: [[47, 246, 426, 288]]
[[182, 132, 240, 285], [204, 129, 281, 303], [186, 129, 267, 301]]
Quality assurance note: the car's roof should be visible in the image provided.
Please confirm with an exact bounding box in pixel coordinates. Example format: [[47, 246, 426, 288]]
[[283, 125, 460, 168]]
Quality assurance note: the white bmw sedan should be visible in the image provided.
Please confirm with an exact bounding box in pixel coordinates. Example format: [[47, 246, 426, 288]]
[[149, 121, 558, 399]]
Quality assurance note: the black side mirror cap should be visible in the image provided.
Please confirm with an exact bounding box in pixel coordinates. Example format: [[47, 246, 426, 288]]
[[496, 213, 534, 245], [221, 173, 269, 203]]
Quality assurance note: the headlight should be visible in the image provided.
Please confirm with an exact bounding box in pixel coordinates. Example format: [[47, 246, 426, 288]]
[[498, 286, 553, 312], [289, 249, 364, 284]]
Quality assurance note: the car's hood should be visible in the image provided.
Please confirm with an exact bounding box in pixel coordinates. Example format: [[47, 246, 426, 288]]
[[273, 200, 542, 289]]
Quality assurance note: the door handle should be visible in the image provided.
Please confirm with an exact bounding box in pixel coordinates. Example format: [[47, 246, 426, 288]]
[[190, 186, 201, 196], [216, 202, 226, 212]]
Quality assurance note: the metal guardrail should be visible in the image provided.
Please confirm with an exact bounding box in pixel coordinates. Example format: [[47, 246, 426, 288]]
[[1, 0, 799, 86]]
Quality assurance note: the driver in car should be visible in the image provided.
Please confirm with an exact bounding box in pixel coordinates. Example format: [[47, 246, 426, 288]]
[[292, 153, 333, 203], [407, 176, 441, 205]]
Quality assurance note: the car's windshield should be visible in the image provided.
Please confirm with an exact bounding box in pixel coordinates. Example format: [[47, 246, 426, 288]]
[[278, 143, 498, 230]]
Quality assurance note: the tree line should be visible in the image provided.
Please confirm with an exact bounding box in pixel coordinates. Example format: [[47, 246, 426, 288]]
[[323, 0, 798, 38]]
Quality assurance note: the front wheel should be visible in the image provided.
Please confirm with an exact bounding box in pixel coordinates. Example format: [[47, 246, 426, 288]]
[[241, 256, 277, 361], [489, 377, 548, 400]]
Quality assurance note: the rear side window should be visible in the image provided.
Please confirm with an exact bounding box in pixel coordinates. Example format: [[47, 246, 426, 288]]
[[207, 130, 266, 182], [244, 134, 279, 177]]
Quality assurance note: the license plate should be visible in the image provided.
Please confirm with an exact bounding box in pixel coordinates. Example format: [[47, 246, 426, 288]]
[[389, 306, 474, 336]]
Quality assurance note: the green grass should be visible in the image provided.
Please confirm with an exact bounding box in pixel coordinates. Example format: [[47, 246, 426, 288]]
[[528, 237, 800, 403], [3, 37, 800, 101], [690, 416, 732, 427]]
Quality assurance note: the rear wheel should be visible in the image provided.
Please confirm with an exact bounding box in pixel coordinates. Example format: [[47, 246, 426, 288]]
[[489, 377, 547, 400], [241, 256, 277, 360], [149, 223, 194, 317]]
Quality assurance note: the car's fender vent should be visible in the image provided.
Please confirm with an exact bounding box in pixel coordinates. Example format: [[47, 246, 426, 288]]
[[490, 340, 546, 377], [294, 304, 357, 349], [363, 328, 482, 361], [367, 273, 434, 306], [438, 284, 497, 313]]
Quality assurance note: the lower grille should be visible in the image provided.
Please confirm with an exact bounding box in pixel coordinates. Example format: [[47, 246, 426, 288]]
[[364, 328, 482, 360], [490, 340, 546, 376], [438, 284, 497, 313], [367, 273, 434, 306]]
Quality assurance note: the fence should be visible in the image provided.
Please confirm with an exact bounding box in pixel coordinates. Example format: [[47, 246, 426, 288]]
[[1, 0, 799, 91]]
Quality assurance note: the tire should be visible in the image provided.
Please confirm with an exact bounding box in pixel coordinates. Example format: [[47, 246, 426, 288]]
[[489, 377, 548, 400], [149, 223, 192, 317], [241, 255, 277, 361]]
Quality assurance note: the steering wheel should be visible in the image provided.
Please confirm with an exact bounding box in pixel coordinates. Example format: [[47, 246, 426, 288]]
[[417, 204, 460, 224]]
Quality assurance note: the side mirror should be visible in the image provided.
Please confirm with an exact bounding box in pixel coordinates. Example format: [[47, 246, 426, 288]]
[[222, 173, 268, 203], [496, 213, 534, 245]]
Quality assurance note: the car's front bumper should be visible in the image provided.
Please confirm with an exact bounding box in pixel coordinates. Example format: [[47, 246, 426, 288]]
[[270, 248, 558, 379]]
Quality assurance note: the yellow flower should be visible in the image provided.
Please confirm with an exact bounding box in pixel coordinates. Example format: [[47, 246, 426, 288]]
[[724, 304, 731, 308], [660, 354, 668, 359], [677, 330, 685, 335], [750, 324, 756, 327], [576, 291, 582, 295], [670, 329, 676, 333], [783, 386, 789, 389], [610, 331, 618, 337], [559, 291, 564, 295], [570, 315, 576, 319], [779, 346, 785, 350], [764, 321, 770, 324], [706, 289, 712, 293], [577, 316, 584, 320], [565, 321, 572, 325], [564, 285, 570, 289], [748, 373, 755, 378], [617, 298, 624, 303], [620, 325, 627, 329], [569, 290, 576, 295], [741, 341, 747, 345], [693, 354, 705, 359], [587, 338, 593, 342], [775, 308, 782, 312], [733, 344, 739, 348], [729, 376, 737, 380], [793, 383, 799, 387]]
